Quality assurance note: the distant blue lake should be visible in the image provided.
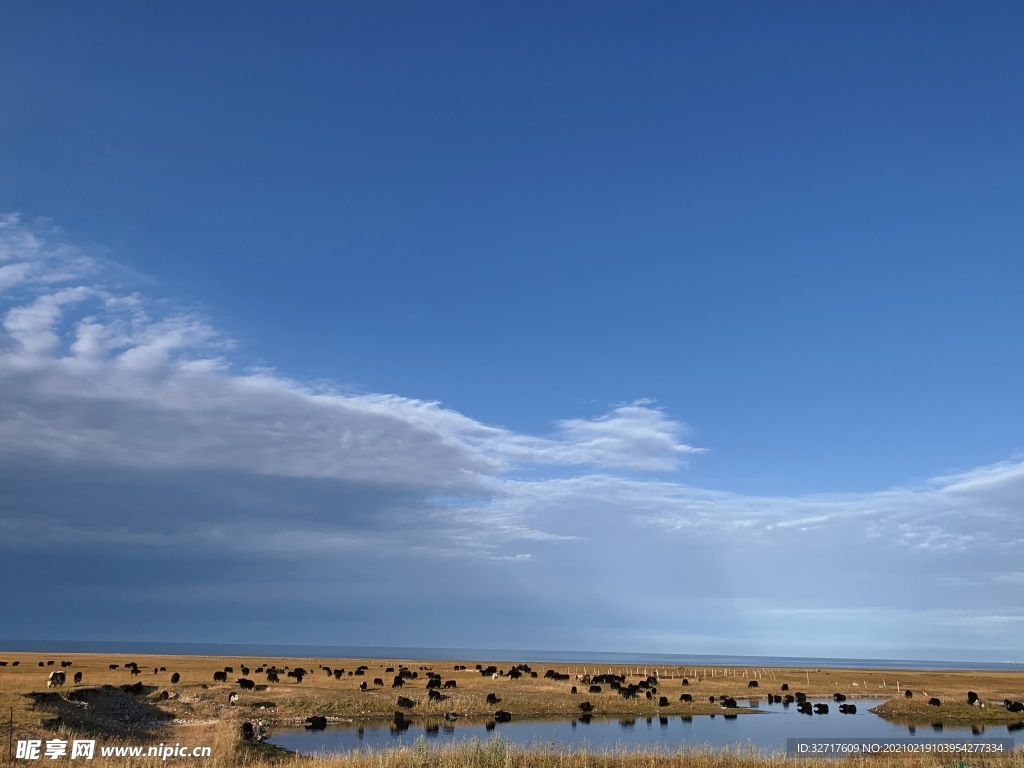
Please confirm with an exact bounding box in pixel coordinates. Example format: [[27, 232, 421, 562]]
[[3, 640, 1022, 671], [268, 699, 1023, 755]]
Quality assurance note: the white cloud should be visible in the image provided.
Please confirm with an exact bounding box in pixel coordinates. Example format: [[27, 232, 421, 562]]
[[0, 215, 701, 493], [497, 400, 704, 471]]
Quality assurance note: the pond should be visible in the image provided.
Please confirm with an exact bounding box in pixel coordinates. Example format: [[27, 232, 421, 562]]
[[267, 698, 1023, 755]]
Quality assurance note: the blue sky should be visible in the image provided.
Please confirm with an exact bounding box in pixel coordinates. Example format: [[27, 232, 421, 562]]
[[1, 2, 1022, 661]]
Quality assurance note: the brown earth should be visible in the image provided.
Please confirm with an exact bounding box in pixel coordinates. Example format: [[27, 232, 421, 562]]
[[1, 651, 1022, 766]]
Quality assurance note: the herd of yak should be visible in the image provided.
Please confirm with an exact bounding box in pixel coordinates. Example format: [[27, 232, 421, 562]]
[[218, 662, 1021, 736]]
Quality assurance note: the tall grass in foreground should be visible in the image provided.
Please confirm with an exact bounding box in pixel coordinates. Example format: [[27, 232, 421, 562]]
[[293, 739, 1024, 768], [4, 733, 1021, 768], [297, 738, 1024, 768]]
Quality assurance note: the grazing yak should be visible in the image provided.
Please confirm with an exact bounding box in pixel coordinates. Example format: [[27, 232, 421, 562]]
[[486, 693, 500, 705], [579, 701, 594, 713], [680, 694, 692, 703], [905, 690, 913, 698], [968, 691, 979, 705], [238, 678, 255, 690], [658, 696, 669, 707], [240, 722, 254, 741], [428, 689, 444, 701], [748, 680, 758, 688], [171, 673, 180, 684], [443, 680, 457, 689], [392, 676, 405, 688], [46, 671, 66, 688], [373, 678, 384, 687], [396, 696, 415, 709], [929, 698, 942, 706], [589, 685, 602, 694], [213, 671, 228, 682], [266, 671, 280, 683], [228, 692, 239, 705], [73, 672, 83, 684]]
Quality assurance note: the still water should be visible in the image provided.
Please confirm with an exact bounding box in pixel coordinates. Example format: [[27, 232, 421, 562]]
[[268, 699, 1023, 755]]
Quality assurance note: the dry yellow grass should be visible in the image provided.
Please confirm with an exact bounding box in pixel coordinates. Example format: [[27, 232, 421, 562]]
[[1, 729, 1023, 768], [1, 651, 1022, 767]]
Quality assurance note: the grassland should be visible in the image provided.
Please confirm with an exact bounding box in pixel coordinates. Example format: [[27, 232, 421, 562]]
[[1, 651, 1021, 767]]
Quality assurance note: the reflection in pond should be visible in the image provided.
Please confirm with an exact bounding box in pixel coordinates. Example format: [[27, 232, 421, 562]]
[[269, 699, 1024, 756]]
